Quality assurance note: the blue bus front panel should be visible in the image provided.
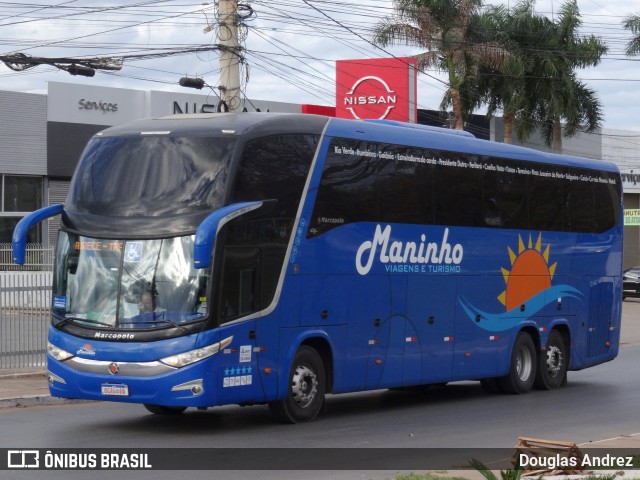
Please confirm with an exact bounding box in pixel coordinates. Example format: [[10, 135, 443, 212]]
[[47, 322, 274, 408]]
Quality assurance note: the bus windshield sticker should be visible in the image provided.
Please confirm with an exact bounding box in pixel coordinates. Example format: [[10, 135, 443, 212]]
[[53, 295, 67, 310], [239, 345, 252, 363], [123, 242, 143, 263], [223, 365, 253, 387]]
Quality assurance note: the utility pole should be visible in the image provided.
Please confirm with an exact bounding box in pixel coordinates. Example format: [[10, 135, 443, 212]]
[[218, 0, 241, 112]]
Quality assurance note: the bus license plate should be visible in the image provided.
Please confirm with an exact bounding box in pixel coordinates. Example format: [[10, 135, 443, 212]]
[[101, 383, 129, 396]]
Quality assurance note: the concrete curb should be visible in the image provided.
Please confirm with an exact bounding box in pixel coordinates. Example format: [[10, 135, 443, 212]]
[[0, 371, 92, 408], [0, 394, 73, 409]]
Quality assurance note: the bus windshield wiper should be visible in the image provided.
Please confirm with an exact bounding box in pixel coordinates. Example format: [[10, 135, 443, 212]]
[[119, 315, 189, 333], [56, 316, 115, 328]]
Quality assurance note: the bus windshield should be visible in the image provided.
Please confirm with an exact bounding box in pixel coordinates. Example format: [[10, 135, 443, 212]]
[[53, 232, 209, 330], [67, 135, 235, 218]]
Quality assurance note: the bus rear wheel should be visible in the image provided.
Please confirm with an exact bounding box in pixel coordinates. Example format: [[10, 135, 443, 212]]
[[534, 329, 568, 390], [498, 332, 536, 394], [143, 404, 187, 415], [269, 346, 326, 423]]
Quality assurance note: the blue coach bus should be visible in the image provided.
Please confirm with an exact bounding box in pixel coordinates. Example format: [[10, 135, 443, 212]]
[[13, 113, 622, 423]]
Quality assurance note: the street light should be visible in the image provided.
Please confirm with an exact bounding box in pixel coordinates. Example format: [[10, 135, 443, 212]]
[[179, 77, 205, 89]]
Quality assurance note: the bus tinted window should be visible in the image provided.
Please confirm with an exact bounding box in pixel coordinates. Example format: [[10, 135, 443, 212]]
[[310, 137, 620, 237], [377, 152, 433, 225], [433, 153, 483, 228], [529, 175, 567, 232], [218, 134, 319, 323], [68, 135, 236, 217], [483, 159, 529, 229], [232, 134, 319, 218]]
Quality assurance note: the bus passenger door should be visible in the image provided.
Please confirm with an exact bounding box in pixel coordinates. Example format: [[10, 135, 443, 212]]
[[215, 247, 261, 405]]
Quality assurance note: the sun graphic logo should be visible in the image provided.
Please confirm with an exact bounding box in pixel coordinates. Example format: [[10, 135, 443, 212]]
[[498, 233, 557, 311], [458, 232, 582, 333]]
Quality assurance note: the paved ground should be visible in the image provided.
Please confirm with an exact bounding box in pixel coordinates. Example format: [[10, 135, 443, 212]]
[[2, 299, 640, 477]]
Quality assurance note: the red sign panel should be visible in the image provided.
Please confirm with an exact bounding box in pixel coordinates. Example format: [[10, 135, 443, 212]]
[[336, 57, 417, 122]]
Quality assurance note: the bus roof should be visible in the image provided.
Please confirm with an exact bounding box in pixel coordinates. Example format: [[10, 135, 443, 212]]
[[324, 116, 619, 174], [93, 113, 618, 174], [93, 112, 330, 139]]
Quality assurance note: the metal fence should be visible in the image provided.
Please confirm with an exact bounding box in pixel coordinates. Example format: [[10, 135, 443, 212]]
[[0, 244, 54, 372]]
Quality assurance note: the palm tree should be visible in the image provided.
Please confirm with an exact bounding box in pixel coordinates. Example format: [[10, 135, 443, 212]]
[[623, 13, 640, 55], [372, 0, 509, 130], [474, 0, 604, 150], [529, 0, 606, 152], [473, 1, 539, 144]]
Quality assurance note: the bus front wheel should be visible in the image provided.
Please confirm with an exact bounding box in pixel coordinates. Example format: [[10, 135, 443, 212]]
[[534, 329, 568, 390], [269, 346, 326, 423], [143, 404, 187, 415], [498, 332, 536, 394]]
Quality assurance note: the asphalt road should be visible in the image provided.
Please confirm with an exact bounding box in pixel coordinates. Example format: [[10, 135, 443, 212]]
[[2, 300, 640, 480]]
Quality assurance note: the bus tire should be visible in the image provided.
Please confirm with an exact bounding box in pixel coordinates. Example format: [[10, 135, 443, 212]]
[[498, 332, 536, 394], [143, 404, 187, 415], [534, 329, 568, 390], [269, 346, 326, 423]]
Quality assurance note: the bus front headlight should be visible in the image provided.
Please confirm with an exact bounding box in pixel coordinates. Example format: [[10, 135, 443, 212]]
[[160, 336, 233, 368], [47, 342, 74, 361]]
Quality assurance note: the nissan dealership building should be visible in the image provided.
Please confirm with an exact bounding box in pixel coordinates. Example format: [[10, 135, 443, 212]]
[[1, 80, 640, 267]]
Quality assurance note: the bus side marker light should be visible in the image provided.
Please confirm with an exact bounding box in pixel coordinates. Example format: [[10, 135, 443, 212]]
[[605, 341, 610, 347], [253, 347, 267, 353], [264, 368, 272, 374], [489, 335, 499, 341], [375, 359, 382, 365], [443, 337, 454, 342], [47, 371, 66, 385], [171, 379, 204, 396], [368, 340, 380, 345], [539, 327, 549, 332], [405, 337, 416, 343], [464, 353, 471, 358]]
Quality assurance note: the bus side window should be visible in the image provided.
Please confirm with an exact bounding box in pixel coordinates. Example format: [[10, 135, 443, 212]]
[[218, 246, 260, 322], [483, 160, 529, 229], [566, 181, 595, 233], [310, 142, 380, 236], [433, 154, 483, 228], [376, 154, 434, 225], [218, 134, 318, 323], [593, 180, 620, 232]]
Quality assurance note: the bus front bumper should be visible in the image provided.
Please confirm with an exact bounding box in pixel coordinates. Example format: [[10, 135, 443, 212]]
[[46, 355, 217, 408]]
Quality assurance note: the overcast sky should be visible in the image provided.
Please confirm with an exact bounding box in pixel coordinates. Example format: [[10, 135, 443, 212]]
[[1, 0, 639, 133]]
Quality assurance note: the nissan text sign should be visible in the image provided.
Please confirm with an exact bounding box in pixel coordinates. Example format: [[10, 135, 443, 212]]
[[336, 57, 417, 122]]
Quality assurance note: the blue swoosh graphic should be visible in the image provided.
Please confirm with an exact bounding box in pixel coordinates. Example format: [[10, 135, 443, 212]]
[[459, 285, 584, 332]]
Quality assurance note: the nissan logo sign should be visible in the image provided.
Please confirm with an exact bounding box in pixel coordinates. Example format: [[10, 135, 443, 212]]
[[343, 76, 397, 120]]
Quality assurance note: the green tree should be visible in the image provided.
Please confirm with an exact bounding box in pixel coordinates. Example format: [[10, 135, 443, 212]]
[[372, 0, 509, 130], [474, 0, 604, 150], [472, 1, 538, 144], [526, 0, 606, 152], [623, 13, 640, 55]]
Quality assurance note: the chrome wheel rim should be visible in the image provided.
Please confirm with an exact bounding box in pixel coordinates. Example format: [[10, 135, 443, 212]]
[[545, 345, 563, 378], [516, 345, 533, 382], [291, 365, 317, 408]]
